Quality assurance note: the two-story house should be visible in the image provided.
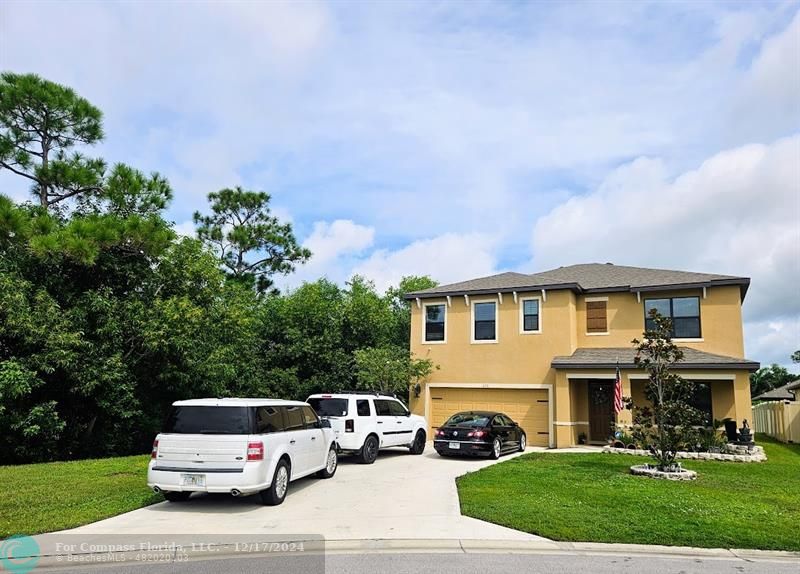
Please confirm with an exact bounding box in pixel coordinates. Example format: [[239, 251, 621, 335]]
[[405, 263, 759, 448]]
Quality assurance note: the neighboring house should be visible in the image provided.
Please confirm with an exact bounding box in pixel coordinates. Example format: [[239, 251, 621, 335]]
[[785, 379, 800, 401], [753, 381, 799, 402], [405, 263, 759, 448]]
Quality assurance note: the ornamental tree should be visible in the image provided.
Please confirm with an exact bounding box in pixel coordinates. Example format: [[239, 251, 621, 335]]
[[193, 187, 310, 293], [0, 72, 105, 209], [632, 310, 705, 471], [354, 345, 437, 397]]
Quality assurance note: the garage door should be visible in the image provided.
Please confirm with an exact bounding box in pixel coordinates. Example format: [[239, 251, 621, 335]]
[[429, 387, 550, 446]]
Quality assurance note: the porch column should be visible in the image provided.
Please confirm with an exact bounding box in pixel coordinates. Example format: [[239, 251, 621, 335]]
[[616, 372, 633, 428], [733, 372, 753, 427], [554, 370, 571, 448]]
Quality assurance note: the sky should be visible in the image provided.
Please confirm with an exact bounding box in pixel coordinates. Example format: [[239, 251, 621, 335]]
[[0, 1, 798, 367]]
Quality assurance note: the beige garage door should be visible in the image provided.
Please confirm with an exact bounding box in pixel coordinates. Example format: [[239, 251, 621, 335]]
[[429, 387, 550, 446]]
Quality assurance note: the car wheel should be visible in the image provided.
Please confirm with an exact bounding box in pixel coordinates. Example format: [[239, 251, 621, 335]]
[[518, 433, 527, 452], [359, 435, 379, 464], [260, 460, 290, 506], [491, 438, 502, 460], [316, 447, 338, 478], [163, 491, 192, 502], [409, 430, 426, 455]]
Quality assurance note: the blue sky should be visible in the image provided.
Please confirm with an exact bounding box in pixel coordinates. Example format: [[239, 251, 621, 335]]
[[1, 1, 798, 367]]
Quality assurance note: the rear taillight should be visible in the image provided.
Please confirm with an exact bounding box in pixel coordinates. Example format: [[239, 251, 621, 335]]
[[468, 429, 488, 438], [436, 429, 445, 436], [151, 439, 158, 459], [247, 441, 264, 461], [345, 419, 354, 433]]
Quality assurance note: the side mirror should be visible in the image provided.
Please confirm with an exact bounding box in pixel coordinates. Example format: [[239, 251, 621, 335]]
[[510, 421, 518, 427], [405, 411, 411, 417], [319, 419, 331, 428]]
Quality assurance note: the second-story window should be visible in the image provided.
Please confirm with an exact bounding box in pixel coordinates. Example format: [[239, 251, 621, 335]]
[[473, 301, 497, 341], [644, 296, 701, 338], [586, 300, 608, 333], [424, 304, 446, 342], [521, 298, 540, 332]]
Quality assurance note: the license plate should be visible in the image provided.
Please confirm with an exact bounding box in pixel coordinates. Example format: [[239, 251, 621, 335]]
[[180, 474, 205, 487], [448, 442, 460, 449]]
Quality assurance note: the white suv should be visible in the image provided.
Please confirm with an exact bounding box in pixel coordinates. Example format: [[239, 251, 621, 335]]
[[147, 398, 337, 505], [306, 392, 428, 464]]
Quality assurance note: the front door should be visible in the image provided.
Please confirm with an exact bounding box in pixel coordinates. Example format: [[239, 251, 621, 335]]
[[588, 382, 614, 443]]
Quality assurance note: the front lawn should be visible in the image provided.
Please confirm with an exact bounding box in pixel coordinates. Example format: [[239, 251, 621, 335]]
[[0, 455, 161, 538], [457, 435, 799, 551]]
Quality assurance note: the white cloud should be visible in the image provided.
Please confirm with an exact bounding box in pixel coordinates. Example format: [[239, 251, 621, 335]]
[[172, 220, 196, 238], [531, 135, 800, 365], [303, 219, 375, 265], [352, 232, 499, 293], [730, 10, 800, 143]]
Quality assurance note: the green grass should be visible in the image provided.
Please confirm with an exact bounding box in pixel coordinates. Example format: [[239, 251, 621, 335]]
[[0, 455, 162, 538], [457, 435, 800, 551]]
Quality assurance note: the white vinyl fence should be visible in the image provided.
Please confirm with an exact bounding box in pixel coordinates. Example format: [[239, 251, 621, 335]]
[[752, 401, 800, 443]]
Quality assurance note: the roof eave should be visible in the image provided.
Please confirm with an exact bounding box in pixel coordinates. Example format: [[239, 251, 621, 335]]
[[404, 283, 582, 300], [551, 361, 760, 372], [405, 277, 751, 301]]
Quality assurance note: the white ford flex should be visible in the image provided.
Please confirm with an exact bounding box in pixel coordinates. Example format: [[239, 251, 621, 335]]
[[147, 398, 337, 505], [306, 392, 428, 464]]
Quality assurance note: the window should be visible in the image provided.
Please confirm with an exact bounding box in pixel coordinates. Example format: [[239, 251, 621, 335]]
[[387, 400, 409, 417], [521, 298, 540, 332], [356, 400, 371, 416], [373, 400, 392, 416], [444, 413, 490, 427], [301, 405, 320, 428], [163, 406, 251, 435], [586, 300, 607, 333], [283, 406, 305, 431], [307, 398, 348, 417], [424, 303, 446, 342], [689, 383, 713, 426], [473, 301, 497, 341], [644, 296, 701, 338], [256, 406, 285, 434]]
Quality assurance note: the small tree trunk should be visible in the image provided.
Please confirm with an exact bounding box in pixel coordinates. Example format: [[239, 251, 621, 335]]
[[40, 140, 49, 209]]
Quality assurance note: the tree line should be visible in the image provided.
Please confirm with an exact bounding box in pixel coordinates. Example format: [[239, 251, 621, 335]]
[[0, 72, 435, 464]]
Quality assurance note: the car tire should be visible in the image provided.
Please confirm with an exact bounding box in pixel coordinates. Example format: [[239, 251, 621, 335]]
[[316, 447, 338, 479], [163, 491, 192, 502], [408, 430, 426, 455], [359, 435, 379, 464], [260, 459, 290, 506], [490, 438, 502, 460], [518, 433, 527, 452]]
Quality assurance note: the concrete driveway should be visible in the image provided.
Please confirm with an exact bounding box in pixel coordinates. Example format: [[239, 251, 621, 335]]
[[67, 445, 550, 542]]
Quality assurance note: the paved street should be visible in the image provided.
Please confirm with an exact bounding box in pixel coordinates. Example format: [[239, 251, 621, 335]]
[[38, 551, 800, 574]]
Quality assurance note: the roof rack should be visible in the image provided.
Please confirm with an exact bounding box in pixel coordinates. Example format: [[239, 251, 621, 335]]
[[338, 390, 398, 398]]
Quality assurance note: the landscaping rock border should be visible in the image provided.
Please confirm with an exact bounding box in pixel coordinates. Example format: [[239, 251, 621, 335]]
[[603, 444, 766, 462], [630, 464, 697, 480]]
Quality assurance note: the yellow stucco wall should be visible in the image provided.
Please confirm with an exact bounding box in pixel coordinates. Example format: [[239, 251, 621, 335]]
[[575, 286, 745, 357], [408, 284, 752, 447]]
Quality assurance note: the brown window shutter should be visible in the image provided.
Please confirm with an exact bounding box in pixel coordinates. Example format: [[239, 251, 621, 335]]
[[586, 301, 607, 333]]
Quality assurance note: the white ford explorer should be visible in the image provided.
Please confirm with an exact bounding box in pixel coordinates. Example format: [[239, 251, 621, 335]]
[[147, 398, 337, 505], [306, 392, 428, 464]]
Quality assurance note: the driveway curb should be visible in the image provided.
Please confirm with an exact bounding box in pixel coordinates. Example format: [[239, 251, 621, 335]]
[[30, 538, 800, 569]]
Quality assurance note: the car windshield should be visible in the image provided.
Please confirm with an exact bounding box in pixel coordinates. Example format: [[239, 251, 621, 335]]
[[444, 413, 490, 427], [307, 398, 349, 417], [163, 406, 251, 434]]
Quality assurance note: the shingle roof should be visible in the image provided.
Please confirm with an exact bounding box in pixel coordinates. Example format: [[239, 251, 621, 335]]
[[405, 263, 749, 299], [551, 347, 760, 372], [753, 381, 799, 401], [787, 379, 800, 391]]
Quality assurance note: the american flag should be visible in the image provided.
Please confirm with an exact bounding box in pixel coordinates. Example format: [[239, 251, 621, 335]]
[[613, 363, 624, 414]]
